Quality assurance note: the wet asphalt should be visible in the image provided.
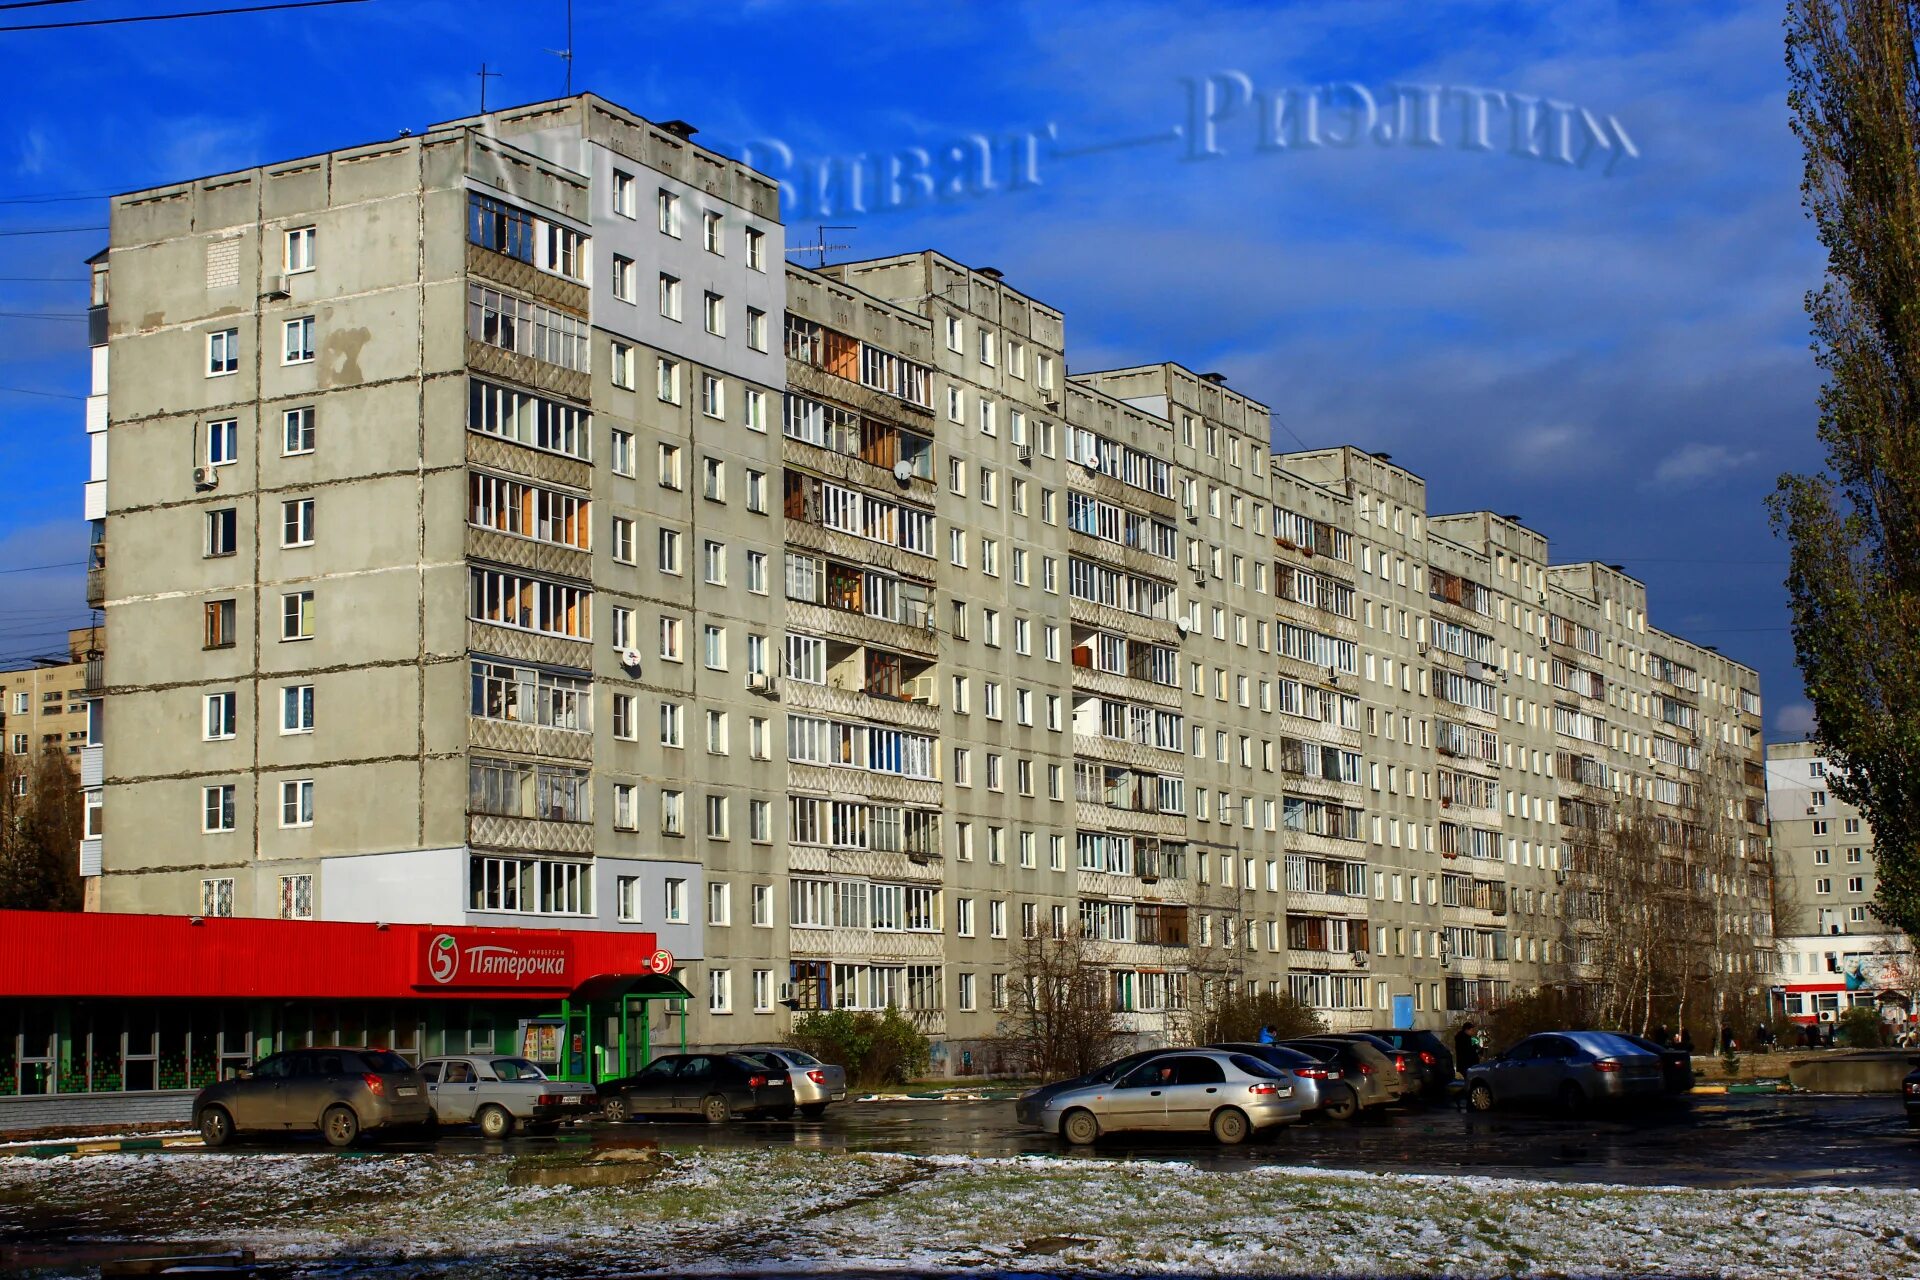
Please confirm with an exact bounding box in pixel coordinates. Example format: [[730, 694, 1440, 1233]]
[[205, 1093, 1920, 1189]]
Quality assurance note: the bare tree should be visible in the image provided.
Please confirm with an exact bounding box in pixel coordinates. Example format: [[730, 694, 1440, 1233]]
[[0, 747, 83, 913], [999, 927, 1127, 1079]]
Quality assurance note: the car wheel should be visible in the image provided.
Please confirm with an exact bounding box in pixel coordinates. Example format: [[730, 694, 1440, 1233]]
[[702, 1094, 731, 1124], [1468, 1082, 1496, 1113], [602, 1096, 630, 1124], [1322, 1085, 1359, 1122], [321, 1104, 360, 1149], [799, 1102, 828, 1120], [769, 1106, 795, 1121], [1061, 1109, 1099, 1145], [1210, 1107, 1251, 1146], [478, 1105, 515, 1140], [1559, 1082, 1586, 1116], [198, 1106, 234, 1149]]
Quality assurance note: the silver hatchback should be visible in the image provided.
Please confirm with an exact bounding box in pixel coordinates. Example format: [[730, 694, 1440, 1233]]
[[1466, 1031, 1667, 1113], [1039, 1049, 1303, 1146], [738, 1046, 848, 1117]]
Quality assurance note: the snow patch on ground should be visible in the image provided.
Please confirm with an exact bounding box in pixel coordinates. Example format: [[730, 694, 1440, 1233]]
[[3, 1147, 1917, 1277]]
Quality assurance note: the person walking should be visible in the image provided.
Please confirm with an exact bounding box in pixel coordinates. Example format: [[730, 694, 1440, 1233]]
[[1257, 1024, 1276, 1045], [1454, 1021, 1481, 1073]]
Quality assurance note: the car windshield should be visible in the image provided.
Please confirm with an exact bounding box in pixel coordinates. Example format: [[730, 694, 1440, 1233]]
[[1229, 1054, 1283, 1078], [774, 1049, 821, 1066], [357, 1050, 413, 1074], [490, 1058, 547, 1081]]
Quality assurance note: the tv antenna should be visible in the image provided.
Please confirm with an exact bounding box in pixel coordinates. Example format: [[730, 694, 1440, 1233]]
[[788, 224, 857, 269], [476, 62, 503, 114], [546, 0, 573, 95]]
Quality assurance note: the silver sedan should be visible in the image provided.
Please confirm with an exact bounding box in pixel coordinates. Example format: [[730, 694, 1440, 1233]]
[[1038, 1049, 1304, 1145], [737, 1046, 848, 1117], [1465, 1031, 1667, 1113]]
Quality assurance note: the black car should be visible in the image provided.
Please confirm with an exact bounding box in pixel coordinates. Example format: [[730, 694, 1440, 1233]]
[[1365, 1028, 1456, 1099], [1014, 1049, 1168, 1128], [1903, 1061, 1919, 1128], [597, 1053, 796, 1124], [1616, 1034, 1696, 1096], [1318, 1031, 1432, 1099], [1210, 1042, 1359, 1121]]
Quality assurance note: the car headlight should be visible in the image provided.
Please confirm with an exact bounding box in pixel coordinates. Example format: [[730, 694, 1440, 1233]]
[[1043, 1097, 1062, 1110]]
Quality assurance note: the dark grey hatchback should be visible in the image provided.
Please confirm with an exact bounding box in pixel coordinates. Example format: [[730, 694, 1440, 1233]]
[[597, 1052, 796, 1123], [194, 1047, 430, 1148]]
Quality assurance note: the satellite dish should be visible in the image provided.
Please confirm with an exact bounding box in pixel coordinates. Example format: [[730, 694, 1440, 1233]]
[[620, 648, 643, 670], [892, 460, 914, 484], [1174, 617, 1192, 635], [1081, 456, 1100, 473]]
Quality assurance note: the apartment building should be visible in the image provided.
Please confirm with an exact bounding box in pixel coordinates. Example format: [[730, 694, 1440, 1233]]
[[1, 628, 103, 777], [82, 93, 1770, 1062], [1764, 740, 1911, 1026]]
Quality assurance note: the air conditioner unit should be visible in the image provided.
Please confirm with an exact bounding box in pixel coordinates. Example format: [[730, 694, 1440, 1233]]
[[261, 274, 291, 300], [1806, 807, 1817, 816], [1350, 951, 1369, 969], [1191, 569, 1207, 588], [1017, 445, 1034, 466], [777, 982, 799, 1005], [746, 671, 771, 693], [1185, 508, 1199, 524], [906, 674, 939, 706], [192, 466, 218, 491], [619, 648, 644, 671]]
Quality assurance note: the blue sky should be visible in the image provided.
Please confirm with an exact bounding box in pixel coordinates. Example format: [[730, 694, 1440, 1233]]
[[0, 0, 1821, 736]]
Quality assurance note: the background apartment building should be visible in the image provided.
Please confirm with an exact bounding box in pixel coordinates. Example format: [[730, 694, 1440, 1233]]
[[83, 93, 1770, 1061], [2, 627, 103, 774]]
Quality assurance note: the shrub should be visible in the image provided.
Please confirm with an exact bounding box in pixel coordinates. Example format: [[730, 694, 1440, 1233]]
[[1838, 1004, 1888, 1048], [790, 1007, 931, 1087], [1191, 989, 1324, 1046]]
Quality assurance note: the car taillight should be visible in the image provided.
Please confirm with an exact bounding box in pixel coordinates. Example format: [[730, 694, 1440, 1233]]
[[363, 1073, 386, 1096], [1394, 1055, 1409, 1073], [537, 1093, 560, 1107], [1295, 1067, 1333, 1080], [808, 1070, 827, 1085], [1357, 1063, 1375, 1075], [1248, 1083, 1280, 1095], [747, 1074, 767, 1088], [1418, 1050, 1437, 1065], [1593, 1059, 1621, 1073]]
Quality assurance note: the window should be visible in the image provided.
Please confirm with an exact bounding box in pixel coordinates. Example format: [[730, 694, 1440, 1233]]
[[611, 254, 636, 302], [745, 387, 768, 432], [709, 968, 732, 1014], [706, 709, 729, 755], [754, 969, 773, 1012], [204, 692, 237, 741], [612, 517, 636, 564], [660, 616, 684, 660], [206, 418, 238, 466], [280, 591, 315, 641], [613, 783, 637, 830], [204, 599, 236, 649], [746, 307, 767, 351], [750, 797, 771, 840], [745, 469, 767, 514], [284, 225, 315, 273], [958, 973, 976, 1011], [610, 429, 634, 476], [617, 875, 641, 921], [205, 508, 237, 558], [281, 498, 315, 548], [467, 285, 590, 371], [662, 791, 685, 836], [657, 357, 682, 403], [659, 273, 682, 320], [702, 373, 725, 418], [281, 684, 314, 734], [283, 406, 314, 455], [745, 226, 766, 270], [706, 794, 729, 839], [278, 873, 313, 919], [746, 549, 768, 594], [610, 341, 634, 389], [279, 778, 314, 828], [705, 290, 726, 336], [470, 854, 592, 915], [200, 877, 235, 917], [612, 694, 638, 740], [612, 170, 636, 218], [658, 189, 681, 236], [658, 700, 683, 747], [709, 880, 732, 925], [207, 329, 239, 376], [202, 785, 236, 833], [664, 876, 687, 921], [611, 606, 635, 650], [703, 540, 727, 585], [283, 316, 315, 365], [703, 623, 727, 669]]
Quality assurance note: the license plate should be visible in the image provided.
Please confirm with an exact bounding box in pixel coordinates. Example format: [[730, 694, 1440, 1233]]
[[397, 1087, 418, 1097], [563, 1096, 581, 1105], [831, 1091, 847, 1101]]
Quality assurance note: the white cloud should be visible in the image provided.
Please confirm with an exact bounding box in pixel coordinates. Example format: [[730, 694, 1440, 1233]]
[[1774, 701, 1816, 738], [1652, 442, 1762, 488]]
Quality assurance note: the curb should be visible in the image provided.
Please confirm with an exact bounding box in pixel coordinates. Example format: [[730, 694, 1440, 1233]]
[[857, 1090, 1019, 1103], [15, 1134, 202, 1159], [1690, 1082, 1793, 1095]]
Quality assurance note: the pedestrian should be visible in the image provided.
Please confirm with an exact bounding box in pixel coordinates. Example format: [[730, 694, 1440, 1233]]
[[1653, 1023, 1669, 1048], [1454, 1021, 1481, 1073], [1721, 1025, 1737, 1054], [1257, 1024, 1276, 1046], [1679, 1028, 1695, 1054]]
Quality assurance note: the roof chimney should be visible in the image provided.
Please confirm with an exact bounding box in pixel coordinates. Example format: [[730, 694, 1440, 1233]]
[[1608, 563, 1626, 572], [1503, 514, 1522, 523], [1199, 371, 1227, 385], [657, 119, 699, 141], [1370, 451, 1392, 462]]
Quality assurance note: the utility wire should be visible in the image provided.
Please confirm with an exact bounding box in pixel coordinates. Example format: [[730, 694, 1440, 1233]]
[[0, 310, 83, 320], [0, 0, 368, 31], [0, 560, 86, 575], [0, 225, 105, 236], [0, 0, 85, 9], [0, 386, 83, 400]]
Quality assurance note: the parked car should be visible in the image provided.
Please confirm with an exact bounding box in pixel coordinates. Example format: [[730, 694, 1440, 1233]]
[[737, 1046, 847, 1118], [416, 1055, 597, 1138], [1615, 1034, 1696, 1096], [1207, 1042, 1340, 1118], [1465, 1031, 1667, 1113], [597, 1053, 796, 1124], [1037, 1049, 1303, 1146], [1282, 1037, 1405, 1112], [1364, 1028, 1457, 1099], [1015, 1049, 1171, 1128], [1319, 1032, 1432, 1099], [195, 1046, 430, 1149], [1904, 1060, 1920, 1128]]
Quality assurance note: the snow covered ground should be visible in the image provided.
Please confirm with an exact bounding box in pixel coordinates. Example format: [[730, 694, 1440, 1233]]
[[3, 1145, 1917, 1276]]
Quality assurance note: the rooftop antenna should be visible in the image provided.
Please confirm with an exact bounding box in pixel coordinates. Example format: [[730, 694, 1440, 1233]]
[[788, 224, 857, 269], [547, 0, 573, 95], [476, 62, 503, 114]]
